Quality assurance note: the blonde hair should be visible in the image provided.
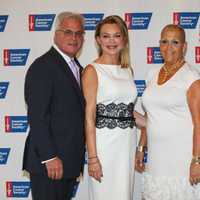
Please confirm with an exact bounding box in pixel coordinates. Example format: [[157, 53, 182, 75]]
[[95, 15, 131, 68], [55, 11, 85, 31]]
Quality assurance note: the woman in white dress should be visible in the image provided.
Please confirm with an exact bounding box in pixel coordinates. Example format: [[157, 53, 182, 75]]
[[135, 24, 200, 200], [82, 15, 145, 200]]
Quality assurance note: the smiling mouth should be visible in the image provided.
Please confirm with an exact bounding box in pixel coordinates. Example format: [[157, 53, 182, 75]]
[[165, 52, 174, 56], [107, 45, 118, 49], [68, 43, 78, 47]]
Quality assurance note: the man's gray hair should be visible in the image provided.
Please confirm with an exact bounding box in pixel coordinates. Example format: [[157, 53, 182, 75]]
[[54, 11, 85, 31]]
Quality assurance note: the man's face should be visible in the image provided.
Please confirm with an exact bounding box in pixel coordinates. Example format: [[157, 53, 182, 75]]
[[54, 18, 84, 57]]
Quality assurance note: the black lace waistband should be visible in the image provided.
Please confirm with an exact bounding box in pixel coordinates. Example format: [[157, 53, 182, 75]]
[[96, 103, 135, 129]]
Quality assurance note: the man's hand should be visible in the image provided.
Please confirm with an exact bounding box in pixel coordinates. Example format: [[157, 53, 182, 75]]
[[45, 157, 63, 180]]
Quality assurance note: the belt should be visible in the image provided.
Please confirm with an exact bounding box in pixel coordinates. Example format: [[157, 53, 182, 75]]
[[96, 102, 135, 129]]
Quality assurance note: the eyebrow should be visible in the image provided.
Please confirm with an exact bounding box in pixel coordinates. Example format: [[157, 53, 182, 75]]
[[101, 32, 122, 34]]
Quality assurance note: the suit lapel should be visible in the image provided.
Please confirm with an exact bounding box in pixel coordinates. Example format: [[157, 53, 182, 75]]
[[48, 47, 85, 108]]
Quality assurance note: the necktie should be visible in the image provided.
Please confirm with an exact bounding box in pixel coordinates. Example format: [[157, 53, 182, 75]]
[[69, 59, 80, 86]]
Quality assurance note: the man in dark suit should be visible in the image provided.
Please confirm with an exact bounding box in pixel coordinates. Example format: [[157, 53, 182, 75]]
[[23, 12, 85, 200]]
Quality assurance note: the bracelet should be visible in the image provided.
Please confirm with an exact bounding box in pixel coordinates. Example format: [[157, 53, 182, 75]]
[[192, 156, 200, 165], [88, 155, 98, 160], [136, 145, 147, 153]]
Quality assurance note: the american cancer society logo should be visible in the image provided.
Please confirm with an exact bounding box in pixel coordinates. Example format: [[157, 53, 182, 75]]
[[82, 13, 104, 30], [29, 14, 55, 31], [0, 15, 8, 32], [125, 13, 152, 30], [135, 80, 146, 97], [3, 49, 30, 66], [196, 47, 200, 64], [147, 47, 164, 64], [173, 12, 200, 29], [0, 82, 9, 99], [0, 148, 10, 164], [6, 182, 31, 198], [5, 116, 28, 133]]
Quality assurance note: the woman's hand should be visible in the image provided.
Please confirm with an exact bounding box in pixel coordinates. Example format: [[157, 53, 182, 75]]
[[88, 158, 103, 182], [135, 151, 145, 173], [190, 162, 200, 185], [135, 126, 147, 173]]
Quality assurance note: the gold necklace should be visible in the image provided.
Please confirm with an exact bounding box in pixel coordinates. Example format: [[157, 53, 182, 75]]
[[163, 60, 185, 76], [160, 60, 185, 83]]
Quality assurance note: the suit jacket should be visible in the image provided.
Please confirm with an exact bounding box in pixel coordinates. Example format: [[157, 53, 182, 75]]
[[23, 47, 85, 178]]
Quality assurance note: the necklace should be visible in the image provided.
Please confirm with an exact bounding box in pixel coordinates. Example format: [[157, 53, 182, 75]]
[[163, 60, 185, 76], [160, 60, 185, 83]]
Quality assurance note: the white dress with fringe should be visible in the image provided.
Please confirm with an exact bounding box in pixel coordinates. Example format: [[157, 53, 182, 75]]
[[142, 63, 200, 200]]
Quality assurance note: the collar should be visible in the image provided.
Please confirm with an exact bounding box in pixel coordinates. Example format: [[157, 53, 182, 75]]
[[53, 44, 75, 64]]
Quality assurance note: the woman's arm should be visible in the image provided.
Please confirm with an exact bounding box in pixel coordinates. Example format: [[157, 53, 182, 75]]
[[82, 65, 103, 182], [135, 113, 147, 173], [187, 79, 200, 185], [133, 110, 146, 128]]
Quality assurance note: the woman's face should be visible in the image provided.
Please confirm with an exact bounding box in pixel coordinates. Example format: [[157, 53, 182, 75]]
[[96, 23, 125, 56], [159, 28, 186, 65]]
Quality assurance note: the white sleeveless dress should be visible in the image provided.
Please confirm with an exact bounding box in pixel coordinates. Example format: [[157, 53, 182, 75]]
[[142, 63, 200, 200], [88, 63, 138, 200]]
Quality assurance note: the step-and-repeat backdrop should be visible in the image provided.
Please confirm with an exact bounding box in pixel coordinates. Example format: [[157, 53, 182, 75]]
[[0, 1, 199, 199]]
